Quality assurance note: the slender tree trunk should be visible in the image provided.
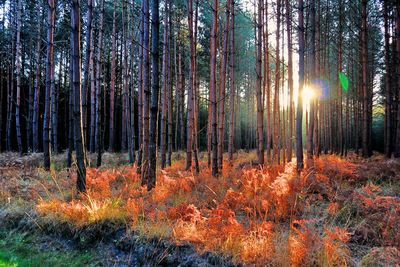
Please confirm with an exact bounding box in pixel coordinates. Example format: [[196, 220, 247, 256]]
[[255, 0, 264, 165], [174, 31, 179, 151], [33, 8, 42, 152], [82, 0, 93, 150], [228, 0, 235, 162], [148, 0, 160, 190], [128, 0, 136, 164], [68, 52, 74, 168], [89, 20, 96, 153], [108, 0, 116, 152], [95, 0, 105, 166], [137, 0, 145, 172], [395, 2, 400, 157], [286, 0, 293, 162], [361, 0, 369, 157], [273, 0, 281, 164], [192, 0, 200, 173], [384, 1, 391, 157], [141, 0, 150, 184], [15, 0, 23, 154], [122, 0, 130, 153], [161, 0, 169, 169], [71, 0, 87, 192], [296, 0, 305, 171], [167, 22, 173, 165], [51, 52, 59, 153], [44, 0, 56, 169], [306, 0, 316, 159], [217, 0, 231, 169], [210, 0, 219, 176]]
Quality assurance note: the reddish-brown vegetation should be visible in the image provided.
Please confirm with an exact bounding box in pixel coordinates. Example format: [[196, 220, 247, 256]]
[[1, 152, 399, 265]]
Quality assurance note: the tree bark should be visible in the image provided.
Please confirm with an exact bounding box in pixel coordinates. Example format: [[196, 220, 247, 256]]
[[210, 0, 219, 176], [141, 0, 150, 184], [71, 0, 86, 192], [33, 6, 42, 152], [95, 0, 105, 166], [228, 0, 235, 162], [161, 0, 169, 169], [82, 0, 93, 150], [296, 0, 305, 171], [218, 0, 231, 169], [395, 2, 400, 157], [148, 0, 160, 190], [44, 0, 56, 169], [361, 0, 370, 157], [15, 0, 23, 154], [137, 0, 145, 172]]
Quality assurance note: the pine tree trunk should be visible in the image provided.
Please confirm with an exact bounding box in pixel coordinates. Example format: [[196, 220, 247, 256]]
[[15, 0, 23, 154], [285, 0, 293, 162], [137, 0, 145, 172], [174, 32, 180, 152], [161, 0, 169, 169], [210, 0, 219, 176], [89, 21, 96, 153], [395, 2, 400, 157], [273, 0, 281, 164], [128, 0, 136, 164], [51, 50, 58, 153], [167, 21, 173, 165], [122, 0, 130, 153], [218, 0, 231, 169], [384, 1, 391, 157], [255, 0, 264, 165], [82, 0, 93, 150], [33, 7, 42, 152], [67, 49, 74, 167], [296, 0, 305, 171], [186, 0, 195, 171], [141, 0, 150, 185], [361, 0, 369, 157], [71, 0, 86, 192], [228, 0, 235, 162], [193, 0, 200, 173], [95, 0, 105, 166], [148, 0, 160, 190], [44, 0, 55, 169]]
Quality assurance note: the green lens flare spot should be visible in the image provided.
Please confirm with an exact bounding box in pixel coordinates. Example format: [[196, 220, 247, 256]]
[[339, 72, 349, 92]]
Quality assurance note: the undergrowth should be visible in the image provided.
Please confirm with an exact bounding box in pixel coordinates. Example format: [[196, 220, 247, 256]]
[[1, 151, 399, 266]]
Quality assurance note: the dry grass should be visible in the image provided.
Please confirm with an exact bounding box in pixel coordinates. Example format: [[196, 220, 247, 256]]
[[1, 151, 399, 266]]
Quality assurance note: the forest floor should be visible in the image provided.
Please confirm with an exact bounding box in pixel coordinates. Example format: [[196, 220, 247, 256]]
[[0, 151, 399, 266]]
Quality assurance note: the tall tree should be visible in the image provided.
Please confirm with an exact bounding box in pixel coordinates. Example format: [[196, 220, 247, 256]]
[[44, 0, 56, 170], [273, 0, 280, 164], [148, 0, 160, 190], [384, 0, 391, 157], [32, 3, 42, 152], [15, 0, 23, 153], [95, 0, 105, 166], [228, 0, 235, 162], [210, 0, 219, 176], [186, 0, 199, 173], [285, 0, 294, 162], [161, 0, 169, 169], [71, 0, 87, 192], [137, 0, 144, 172], [141, 0, 150, 184], [395, 2, 400, 157], [82, 0, 93, 149], [361, 0, 370, 157], [218, 0, 231, 169], [296, 0, 305, 171]]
